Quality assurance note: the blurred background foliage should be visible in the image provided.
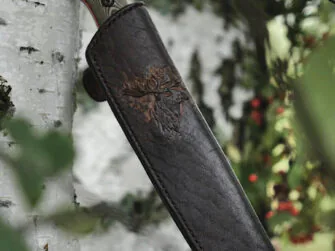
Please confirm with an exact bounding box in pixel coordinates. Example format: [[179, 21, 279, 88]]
[[142, 0, 335, 249], [1, 0, 335, 250]]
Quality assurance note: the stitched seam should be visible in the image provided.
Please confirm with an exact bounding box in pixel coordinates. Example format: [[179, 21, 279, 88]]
[[88, 4, 204, 251], [87, 3, 144, 53]]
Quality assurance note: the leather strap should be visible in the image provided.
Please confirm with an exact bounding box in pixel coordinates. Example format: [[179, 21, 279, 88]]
[[85, 3, 274, 250]]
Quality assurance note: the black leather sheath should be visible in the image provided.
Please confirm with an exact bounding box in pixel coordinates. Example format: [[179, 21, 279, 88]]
[[85, 3, 274, 251]]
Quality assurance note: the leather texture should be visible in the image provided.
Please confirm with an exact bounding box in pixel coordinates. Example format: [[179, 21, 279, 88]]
[[83, 67, 107, 102], [85, 3, 274, 251]]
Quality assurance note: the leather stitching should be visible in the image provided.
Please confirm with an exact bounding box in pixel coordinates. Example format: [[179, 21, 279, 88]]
[[87, 3, 203, 251]]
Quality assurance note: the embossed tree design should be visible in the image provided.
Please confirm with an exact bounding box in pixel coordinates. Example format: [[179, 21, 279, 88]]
[[122, 66, 189, 138]]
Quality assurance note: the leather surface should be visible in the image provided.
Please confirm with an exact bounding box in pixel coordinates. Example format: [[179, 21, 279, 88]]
[[83, 67, 107, 102], [85, 3, 274, 251]]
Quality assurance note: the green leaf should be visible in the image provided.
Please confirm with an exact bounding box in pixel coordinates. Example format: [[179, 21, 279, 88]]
[[295, 36, 335, 169], [50, 209, 99, 234], [226, 143, 241, 163], [267, 212, 294, 230], [0, 218, 29, 251], [272, 158, 289, 173], [3, 118, 75, 207], [120, 193, 137, 213], [5, 119, 35, 147], [272, 144, 285, 157], [41, 131, 75, 174], [192, 0, 204, 11], [319, 209, 335, 230], [288, 165, 303, 189], [15, 161, 44, 207]]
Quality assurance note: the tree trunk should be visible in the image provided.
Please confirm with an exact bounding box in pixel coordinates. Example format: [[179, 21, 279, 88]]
[[0, 0, 80, 250]]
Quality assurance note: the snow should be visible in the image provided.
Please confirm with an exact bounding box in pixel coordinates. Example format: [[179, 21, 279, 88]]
[[74, 3, 245, 251]]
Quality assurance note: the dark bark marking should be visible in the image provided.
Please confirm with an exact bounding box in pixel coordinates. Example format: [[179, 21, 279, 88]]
[[22, 0, 46, 7], [53, 120, 62, 128], [0, 76, 15, 129], [52, 51, 65, 63], [19, 46, 39, 54], [0, 200, 14, 208], [0, 18, 7, 26]]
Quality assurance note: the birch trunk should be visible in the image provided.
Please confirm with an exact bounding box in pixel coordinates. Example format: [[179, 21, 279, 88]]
[[0, 0, 80, 250]]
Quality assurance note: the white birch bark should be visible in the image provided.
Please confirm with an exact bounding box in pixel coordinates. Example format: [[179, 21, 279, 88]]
[[0, 0, 80, 250]]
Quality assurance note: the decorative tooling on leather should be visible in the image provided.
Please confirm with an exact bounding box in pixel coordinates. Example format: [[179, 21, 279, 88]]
[[121, 66, 189, 140]]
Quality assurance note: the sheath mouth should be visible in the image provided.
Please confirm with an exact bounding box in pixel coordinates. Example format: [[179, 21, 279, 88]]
[[80, 0, 129, 27]]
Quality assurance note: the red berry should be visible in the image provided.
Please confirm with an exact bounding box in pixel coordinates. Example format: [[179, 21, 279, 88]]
[[251, 98, 261, 108], [251, 111, 262, 125], [290, 235, 300, 244], [303, 35, 316, 48], [265, 211, 275, 219], [248, 174, 258, 183], [291, 233, 314, 244], [277, 170, 286, 176], [276, 107, 285, 115], [278, 201, 293, 211], [290, 207, 300, 216]]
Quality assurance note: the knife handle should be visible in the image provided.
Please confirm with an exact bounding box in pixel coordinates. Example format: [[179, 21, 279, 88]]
[[85, 3, 274, 251]]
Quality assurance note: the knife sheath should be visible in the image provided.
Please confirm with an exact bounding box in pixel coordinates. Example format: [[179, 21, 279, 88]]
[[84, 3, 274, 251]]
